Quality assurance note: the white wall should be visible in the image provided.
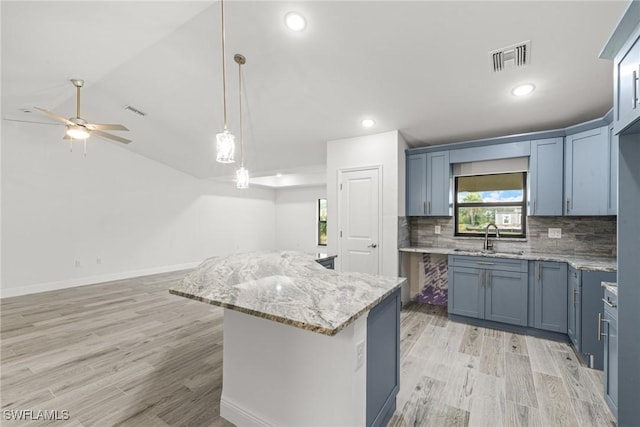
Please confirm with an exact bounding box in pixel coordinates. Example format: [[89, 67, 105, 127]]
[[274, 185, 327, 254], [1, 122, 276, 297], [326, 130, 403, 277]]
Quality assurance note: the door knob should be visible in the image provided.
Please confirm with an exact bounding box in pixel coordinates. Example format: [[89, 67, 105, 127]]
[[368, 243, 377, 248]]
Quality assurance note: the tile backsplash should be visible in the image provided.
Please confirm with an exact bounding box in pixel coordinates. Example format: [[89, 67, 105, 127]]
[[409, 216, 616, 257]]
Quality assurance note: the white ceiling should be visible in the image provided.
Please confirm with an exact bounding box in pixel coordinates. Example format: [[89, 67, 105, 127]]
[[1, 1, 629, 184]]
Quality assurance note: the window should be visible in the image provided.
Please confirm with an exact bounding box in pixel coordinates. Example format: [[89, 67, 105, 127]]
[[317, 198, 327, 246], [454, 172, 526, 238]]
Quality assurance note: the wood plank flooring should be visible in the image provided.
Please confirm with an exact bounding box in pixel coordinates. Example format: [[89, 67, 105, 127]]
[[1, 272, 616, 426]]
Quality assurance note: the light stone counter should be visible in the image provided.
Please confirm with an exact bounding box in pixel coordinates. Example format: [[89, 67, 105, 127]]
[[602, 281, 618, 296], [400, 246, 617, 272], [170, 251, 405, 336]]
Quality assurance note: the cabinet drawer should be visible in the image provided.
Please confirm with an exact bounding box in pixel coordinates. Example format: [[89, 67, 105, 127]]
[[448, 255, 528, 273]]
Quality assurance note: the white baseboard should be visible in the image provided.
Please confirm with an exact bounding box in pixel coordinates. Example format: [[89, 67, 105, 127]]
[[0, 262, 201, 299], [220, 396, 272, 427]]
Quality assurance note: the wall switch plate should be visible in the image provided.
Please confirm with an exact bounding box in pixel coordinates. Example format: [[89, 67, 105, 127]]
[[434, 225, 441, 235], [356, 340, 365, 371], [548, 228, 562, 239]]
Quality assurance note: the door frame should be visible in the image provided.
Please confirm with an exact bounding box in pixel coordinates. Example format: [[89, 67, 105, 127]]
[[336, 165, 383, 274]]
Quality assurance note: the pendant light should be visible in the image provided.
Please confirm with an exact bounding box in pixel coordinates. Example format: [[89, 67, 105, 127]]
[[215, 0, 235, 163], [235, 53, 249, 189]]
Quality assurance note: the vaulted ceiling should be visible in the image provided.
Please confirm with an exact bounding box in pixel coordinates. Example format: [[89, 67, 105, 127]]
[[1, 1, 628, 183]]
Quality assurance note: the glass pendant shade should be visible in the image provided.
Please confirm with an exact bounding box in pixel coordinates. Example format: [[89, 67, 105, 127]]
[[216, 130, 235, 163], [66, 125, 90, 140], [236, 166, 249, 189]]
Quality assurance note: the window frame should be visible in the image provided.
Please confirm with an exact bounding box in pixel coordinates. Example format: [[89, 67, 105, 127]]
[[453, 172, 527, 238], [317, 198, 327, 246]]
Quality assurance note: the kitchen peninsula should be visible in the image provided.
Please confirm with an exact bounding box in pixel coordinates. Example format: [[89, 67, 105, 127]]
[[170, 251, 404, 427]]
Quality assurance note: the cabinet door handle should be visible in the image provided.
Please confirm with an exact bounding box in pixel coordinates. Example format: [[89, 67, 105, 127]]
[[423, 201, 426, 214], [566, 199, 570, 213], [533, 200, 536, 214], [536, 263, 541, 281], [486, 271, 491, 287], [573, 288, 578, 308], [476, 262, 495, 266], [601, 298, 617, 308], [633, 68, 639, 110], [479, 271, 484, 288], [428, 201, 431, 214], [598, 312, 609, 341]]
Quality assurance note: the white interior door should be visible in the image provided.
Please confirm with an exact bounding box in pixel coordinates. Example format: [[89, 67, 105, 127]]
[[339, 167, 380, 275]]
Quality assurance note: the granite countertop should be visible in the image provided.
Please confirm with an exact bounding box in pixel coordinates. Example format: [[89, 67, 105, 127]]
[[399, 246, 616, 272], [169, 251, 404, 336], [602, 281, 618, 296]]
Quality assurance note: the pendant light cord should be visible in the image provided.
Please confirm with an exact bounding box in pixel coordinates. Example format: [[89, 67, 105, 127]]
[[221, 0, 228, 131], [238, 59, 244, 167]]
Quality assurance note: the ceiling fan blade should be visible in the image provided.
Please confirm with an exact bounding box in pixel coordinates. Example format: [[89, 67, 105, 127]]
[[3, 117, 63, 126], [92, 129, 132, 144], [86, 123, 129, 131], [33, 107, 73, 125]]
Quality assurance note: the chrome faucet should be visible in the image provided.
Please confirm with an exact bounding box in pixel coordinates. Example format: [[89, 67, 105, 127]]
[[484, 223, 501, 251]]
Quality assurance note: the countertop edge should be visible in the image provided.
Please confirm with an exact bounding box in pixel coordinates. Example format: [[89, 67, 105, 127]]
[[169, 278, 405, 336], [399, 247, 616, 272]]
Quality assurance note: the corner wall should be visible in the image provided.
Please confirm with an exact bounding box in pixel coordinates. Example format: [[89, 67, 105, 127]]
[[1, 122, 276, 297], [326, 130, 404, 277]]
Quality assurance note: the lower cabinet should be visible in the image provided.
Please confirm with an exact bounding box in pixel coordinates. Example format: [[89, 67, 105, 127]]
[[531, 261, 568, 333], [567, 267, 616, 370], [448, 256, 528, 326], [602, 287, 618, 418]]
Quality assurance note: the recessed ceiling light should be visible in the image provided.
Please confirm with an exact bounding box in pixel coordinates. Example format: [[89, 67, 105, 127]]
[[276, 173, 283, 178], [285, 12, 306, 31], [512, 83, 535, 97], [361, 119, 375, 128]]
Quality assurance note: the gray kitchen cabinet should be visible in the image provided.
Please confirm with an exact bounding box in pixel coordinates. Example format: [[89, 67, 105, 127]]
[[425, 151, 451, 216], [406, 153, 427, 216], [529, 138, 564, 216], [612, 18, 640, 135], [568, 267, 581, 349], [602, 286, 618, 418], [405, 151, 450, 216], [448, 256, 528, 327], [565, 125, 610, 215], [367, 287, 400, 427], [608, 125, 618, 215], [567, 267, 616, 370], [532, 261, 568, 333]]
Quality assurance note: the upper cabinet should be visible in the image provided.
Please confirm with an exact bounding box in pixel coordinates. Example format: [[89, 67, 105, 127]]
[[406, 151, 450, 216], [614, 24, 640, 134], [565, 126, 611, 215], [529, 138, 564, 216], [406, 153, 427, 216]]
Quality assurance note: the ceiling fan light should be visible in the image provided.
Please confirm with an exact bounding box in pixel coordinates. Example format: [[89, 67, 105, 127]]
[[236, 166, 250, 189], [216, 130, 236, 163], [66, 125, 90, 140]]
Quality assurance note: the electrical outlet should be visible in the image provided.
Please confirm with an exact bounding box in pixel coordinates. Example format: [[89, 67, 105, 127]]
[[548, 228, 562, 239], [356, 341, 365, 371], [434, 225, 441, 235]]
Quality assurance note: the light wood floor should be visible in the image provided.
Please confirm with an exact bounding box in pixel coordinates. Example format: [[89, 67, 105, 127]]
[[1, 271, 615, 426]]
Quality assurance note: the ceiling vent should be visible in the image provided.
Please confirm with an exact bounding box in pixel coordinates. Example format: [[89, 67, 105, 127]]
[[490, 40, 531, 72], [124, 105, 147, 117]]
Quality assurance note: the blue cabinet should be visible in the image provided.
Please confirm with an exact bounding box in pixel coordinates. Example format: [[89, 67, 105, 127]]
[[608, 125, 618, 215], [529, 138, 564, 216], [406, 153, 427, 216], [425, 151, 451, 216], [532, 261, 568, 333], [565, 126, 610, 215], [448, 256, 528, 327], [405, 151, 450, 216], [612, 20, 640, 135], [366, 288, 400, 427], [602, 287, 618, 418]]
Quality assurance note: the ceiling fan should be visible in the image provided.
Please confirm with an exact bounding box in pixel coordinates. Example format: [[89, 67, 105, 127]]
[[32, 79, 131, 144]]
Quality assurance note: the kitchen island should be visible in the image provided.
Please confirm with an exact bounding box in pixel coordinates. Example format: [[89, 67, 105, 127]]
[[170, 251, 405, 427]]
